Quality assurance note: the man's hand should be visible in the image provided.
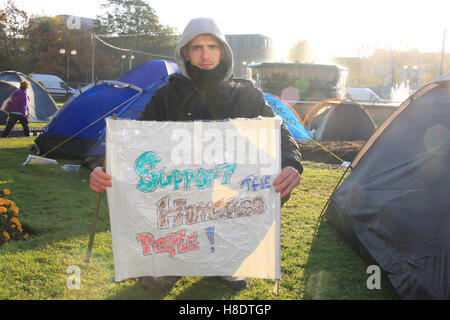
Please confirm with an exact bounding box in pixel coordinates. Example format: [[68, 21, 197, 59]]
[[273, 166, 301, 201], [89, 167, 112, 193]]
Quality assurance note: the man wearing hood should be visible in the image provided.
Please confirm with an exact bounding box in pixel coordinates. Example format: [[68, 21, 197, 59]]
[[90, 17, 303, 291]]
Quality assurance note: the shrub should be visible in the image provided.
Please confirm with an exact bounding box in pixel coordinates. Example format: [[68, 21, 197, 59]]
[[0, 189, 29, 246]]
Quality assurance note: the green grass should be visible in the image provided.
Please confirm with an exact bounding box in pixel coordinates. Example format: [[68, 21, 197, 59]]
[[0, 137, 399, 300], [0, 122, 47, 129]]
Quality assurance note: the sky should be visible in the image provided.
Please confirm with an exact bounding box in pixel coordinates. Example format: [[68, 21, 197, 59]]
[[16, 0, 450, 62]]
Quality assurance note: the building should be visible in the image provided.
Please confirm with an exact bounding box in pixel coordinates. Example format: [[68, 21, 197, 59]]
[[57, 15, 98, 31], [248, 62, 348, 118], [225, 34, 273, 79], [248, 62, 348, 101]]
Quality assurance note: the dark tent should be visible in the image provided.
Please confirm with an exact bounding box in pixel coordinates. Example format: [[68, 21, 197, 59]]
[[82, 77, 171, 170], [314, 100, 376, 141], [33, 81, 143, 159], [0, 71, 57, 124], [303, 98, 343, 131], [325, 75, 450, 299], [0, 81, 18, 124]]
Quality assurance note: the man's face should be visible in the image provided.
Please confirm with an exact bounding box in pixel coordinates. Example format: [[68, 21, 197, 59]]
[[183, 34, 222, 70]]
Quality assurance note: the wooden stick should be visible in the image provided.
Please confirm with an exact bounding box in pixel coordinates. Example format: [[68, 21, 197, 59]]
[[272, 279, 280, 296], [85, 186, 103, 263], [85, 114, 116, 263]]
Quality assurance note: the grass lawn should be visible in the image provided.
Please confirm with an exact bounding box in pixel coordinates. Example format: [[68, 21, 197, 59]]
[[0, 137, 399, 300], [0, 122, 47, 129]]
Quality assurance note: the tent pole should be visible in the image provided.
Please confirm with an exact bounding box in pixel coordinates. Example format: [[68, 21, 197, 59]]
[[312, 165, 351, 239]]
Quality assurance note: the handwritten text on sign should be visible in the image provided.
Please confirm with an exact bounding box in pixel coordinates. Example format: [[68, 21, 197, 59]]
[[105, 118, 281, 280]]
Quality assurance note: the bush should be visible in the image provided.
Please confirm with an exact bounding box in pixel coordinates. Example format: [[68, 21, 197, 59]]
[[0, 189, 29, 246]]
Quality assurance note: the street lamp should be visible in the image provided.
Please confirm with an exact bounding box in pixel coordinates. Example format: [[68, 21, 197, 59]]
[[59, 48, 77, 82], [120, 55, 126, 75], [129, 54, 135, 71], [402, 65, 419, 90], [411, 65, 418, 90]]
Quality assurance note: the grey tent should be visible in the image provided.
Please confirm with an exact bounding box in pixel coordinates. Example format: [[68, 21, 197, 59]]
[[325, 74, 450, 299], [0, 71, 57, 124], [0, 80, 19, 124], [314, 100, 377, 141]]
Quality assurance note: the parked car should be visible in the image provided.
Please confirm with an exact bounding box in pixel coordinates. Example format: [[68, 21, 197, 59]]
[[30, 73, 75, 101], [345, 87, 382, 102]]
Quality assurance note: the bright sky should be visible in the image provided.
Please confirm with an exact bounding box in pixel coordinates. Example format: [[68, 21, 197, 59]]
[[16, 0, 450, 62]]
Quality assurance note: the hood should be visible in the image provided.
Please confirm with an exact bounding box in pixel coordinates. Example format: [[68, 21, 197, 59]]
[[175, 17, 234, 82]]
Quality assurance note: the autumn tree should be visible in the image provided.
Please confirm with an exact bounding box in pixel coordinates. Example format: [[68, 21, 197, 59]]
[[0, 0, 29, 70], [25, 16, 118, 83], [0, 0, 177, 83], [0, 0, 28, 56], [95, 0, 178, 66], [288, 40, 311, 63], [97, 0, 165, 35], [333, 48, 450, 98]]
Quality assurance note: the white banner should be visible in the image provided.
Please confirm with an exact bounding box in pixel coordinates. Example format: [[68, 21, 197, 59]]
[[105, 117, 282, 282]]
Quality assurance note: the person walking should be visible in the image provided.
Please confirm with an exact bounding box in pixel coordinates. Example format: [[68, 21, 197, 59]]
[[1, 81, 31, 138]]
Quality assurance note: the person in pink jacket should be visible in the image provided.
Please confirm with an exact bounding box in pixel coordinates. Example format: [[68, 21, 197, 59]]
[[2, 81, 30, 138]]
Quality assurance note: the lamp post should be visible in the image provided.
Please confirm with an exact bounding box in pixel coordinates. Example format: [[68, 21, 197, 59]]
[[121, 55, 126, 75], [403, 65, 418, 90], [129, 52, 135, 71], [59, 48, 77, 82], [411, 65, 418, 90]]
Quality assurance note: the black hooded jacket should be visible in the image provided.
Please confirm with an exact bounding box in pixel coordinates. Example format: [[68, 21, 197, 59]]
[[139, 17, 302, 174], [138, 72, 303, 174]]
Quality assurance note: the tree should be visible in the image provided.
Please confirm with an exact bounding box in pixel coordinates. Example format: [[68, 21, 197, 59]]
[[288, 40, 311, 63], [25, 16, 118, 83], [333, 48, 450, 99], [96, 0, 177, 41], [26, 17, 81, 79], [97, 0, 165, 35], [95, 0, 178, 66], [0, 0, 28, 58]]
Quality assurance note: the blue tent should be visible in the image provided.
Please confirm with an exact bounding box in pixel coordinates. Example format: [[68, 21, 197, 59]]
[[118, 60, 178, 89], [33, 81, 143, 159], [82, 77, 171, 169], [33, 60, 178, 159], [264, 93, 311, 141]]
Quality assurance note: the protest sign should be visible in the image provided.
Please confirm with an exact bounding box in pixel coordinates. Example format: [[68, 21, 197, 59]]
[[105, 117, 282, 282]]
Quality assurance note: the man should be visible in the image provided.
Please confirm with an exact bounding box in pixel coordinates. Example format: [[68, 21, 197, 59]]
[[90, 17, 303, 291]]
